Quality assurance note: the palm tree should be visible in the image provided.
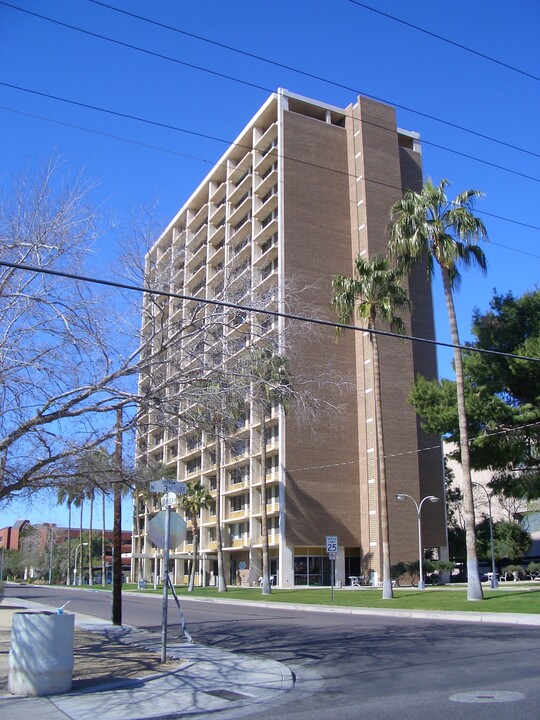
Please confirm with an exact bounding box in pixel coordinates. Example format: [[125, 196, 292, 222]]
[[332, 255, 411, 600], [247, 346, 291, 595], [56, 484, 76, 585], [198, 381, 246, 593], [178, 479, 213, 592], [388, 177, 488, 601], [86, 483, 95, 586], [73, 486, 85, 585]]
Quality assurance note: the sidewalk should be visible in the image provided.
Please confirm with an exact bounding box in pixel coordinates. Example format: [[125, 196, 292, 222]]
[[0, 597, 294, 720]]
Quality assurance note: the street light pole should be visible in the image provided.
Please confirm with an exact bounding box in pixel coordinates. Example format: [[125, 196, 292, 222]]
[[396, 493, 439, 590], [473, 483, 498, 589], [73, 542, 88, 586]]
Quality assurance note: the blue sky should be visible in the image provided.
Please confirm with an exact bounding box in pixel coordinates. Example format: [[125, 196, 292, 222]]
[[1, 0, 538, 529]]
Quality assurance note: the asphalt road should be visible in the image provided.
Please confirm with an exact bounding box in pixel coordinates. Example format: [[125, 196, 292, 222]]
[[5, 584, 540, 720]]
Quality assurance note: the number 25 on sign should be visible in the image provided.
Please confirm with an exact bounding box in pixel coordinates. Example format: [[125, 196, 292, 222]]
[[326, 536, 338, 554]]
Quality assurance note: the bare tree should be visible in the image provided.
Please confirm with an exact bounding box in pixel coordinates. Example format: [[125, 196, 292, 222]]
[[0, 161, 238, 507], [0, 159, 141, 503]]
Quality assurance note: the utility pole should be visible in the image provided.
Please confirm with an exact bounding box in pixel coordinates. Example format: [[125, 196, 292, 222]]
[[112, 408, 123, 626]]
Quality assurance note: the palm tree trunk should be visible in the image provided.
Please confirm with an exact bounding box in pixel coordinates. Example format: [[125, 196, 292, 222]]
[[66, 502, 71, 586], [260, 408, 271, 595], [215, 425, 227, 592], [88, 495, 93, 586], [79, 500, 84, 586], [188, 517, 197, 592], [370, 334, 393, 599], [441, 269, 483, 601], [101, 490, 106, 586]]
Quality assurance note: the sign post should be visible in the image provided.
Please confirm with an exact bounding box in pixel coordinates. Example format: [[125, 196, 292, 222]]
[[160, 500, 171, 664], [326, 536, 338, 604], [148, 481, 187, 664]]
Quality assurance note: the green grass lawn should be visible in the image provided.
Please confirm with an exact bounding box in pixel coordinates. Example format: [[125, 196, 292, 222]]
[[123, 583, 540, 615]]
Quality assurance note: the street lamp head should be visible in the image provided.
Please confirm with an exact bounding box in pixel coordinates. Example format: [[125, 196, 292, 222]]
[[396, 494, 407, 501], [427, 496, 439, 503]]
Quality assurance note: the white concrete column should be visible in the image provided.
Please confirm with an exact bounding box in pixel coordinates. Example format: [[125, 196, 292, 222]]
[[281, 544, 294, 587], [336, 547, 346, 586]]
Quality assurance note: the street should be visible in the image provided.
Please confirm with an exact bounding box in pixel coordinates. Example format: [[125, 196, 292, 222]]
[[5, 584, 540, 719]]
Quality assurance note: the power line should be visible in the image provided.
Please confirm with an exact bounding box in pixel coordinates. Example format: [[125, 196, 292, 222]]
[[286, 421, 540, 474], [2, 86, 539, 236], [3, 0, 539, 164], [0, 104, 218, 166], [1, 259, 539, 365], [83, 0, 540, 160], [348, 0, 540, 84]]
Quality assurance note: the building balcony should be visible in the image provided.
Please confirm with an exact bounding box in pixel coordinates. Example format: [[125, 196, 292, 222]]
[[253, 215, 278, 246], [254, 121, 277, 156], [228, 152, 252, 187], [208, 237, 225, 265], [254, 164, 278, 195], [209, 179, 226, 205], [254, 190, 278, 222], [187, 203, 208, 235], [254, 236, 278, 268], [186, 239, 207, 270], [225, 509, 249, 522], [223, 478, 250, 494], [254, 141, 278, 177], [230, 537, 248, 548], [230, 234, 252, 264], [209, 197, 226, 225]]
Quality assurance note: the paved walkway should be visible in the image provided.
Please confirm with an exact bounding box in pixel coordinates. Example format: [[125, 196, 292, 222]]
[[0, 597, 294, 719]]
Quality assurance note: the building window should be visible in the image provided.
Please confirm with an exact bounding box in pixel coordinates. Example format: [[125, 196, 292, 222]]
[[265, 455, 279, 476], [230, 465, 248, 485], [261, 208, 278, 229], [230, 439, 247, 458], [294, 551, 330, 586], [230, 494, 247, 512], [261, 232, 277, 255], [261, 185, 278, 204], [261, 257, 278, 281], [230, 522, 246, 540], [186, 457, 201, 475]]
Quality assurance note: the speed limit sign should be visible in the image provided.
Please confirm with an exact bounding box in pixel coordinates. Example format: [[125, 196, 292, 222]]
[[326, 535, 338, 554]]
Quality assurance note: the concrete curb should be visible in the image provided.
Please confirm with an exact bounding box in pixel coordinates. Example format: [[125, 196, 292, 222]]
[[176, 594, 540, 626]]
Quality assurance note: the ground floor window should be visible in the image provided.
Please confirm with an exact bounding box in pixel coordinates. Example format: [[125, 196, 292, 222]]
[[294, 549, 331, 586], [345, 547, 362, 579]]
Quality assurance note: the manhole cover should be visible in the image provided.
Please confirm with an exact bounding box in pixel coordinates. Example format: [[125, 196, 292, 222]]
[[450, 691, 525, 704]]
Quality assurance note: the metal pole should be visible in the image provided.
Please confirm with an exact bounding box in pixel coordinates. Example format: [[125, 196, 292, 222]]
[[487, 494, 498, 589], [417, 507, 425, 590], [161, 501, 171, 664], [472, 483, 498, 589], [0, 544, 4, 580], [331, 558, 335, 604], [396, 494, 438, 591]]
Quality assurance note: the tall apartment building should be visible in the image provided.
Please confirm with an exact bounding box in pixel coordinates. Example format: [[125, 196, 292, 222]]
[[131, 89, 447, 588]]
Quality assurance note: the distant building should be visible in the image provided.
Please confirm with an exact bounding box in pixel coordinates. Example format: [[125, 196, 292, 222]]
[[0, 519, 29, 551], [132, 89, 447, 588], [0, 520, 132, 581]]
